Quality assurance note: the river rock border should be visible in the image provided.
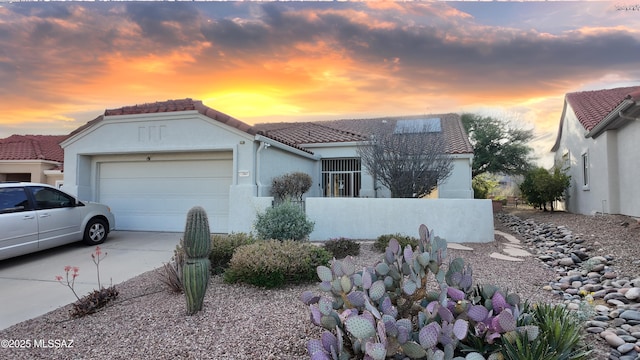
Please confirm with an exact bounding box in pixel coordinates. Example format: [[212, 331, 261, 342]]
[[497, 213, 640, 360]]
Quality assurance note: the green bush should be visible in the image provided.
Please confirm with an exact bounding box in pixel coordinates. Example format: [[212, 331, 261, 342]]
[[323, 238, 360, 259], [254, 201, 314, 241], [373, 233, 418, 252], [210, 233, 256, 275], [223, 240, 331, 288], [528, 304, 592, 360]]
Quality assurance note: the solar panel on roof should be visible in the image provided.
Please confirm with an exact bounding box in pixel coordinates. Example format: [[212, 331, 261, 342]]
[[393, 118, 441, 134]]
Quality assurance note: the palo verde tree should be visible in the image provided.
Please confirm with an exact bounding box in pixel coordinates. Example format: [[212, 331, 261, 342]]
[[519, 166, 571, 212], [357, 121, 453, 198], [461, 113, 534, 178]]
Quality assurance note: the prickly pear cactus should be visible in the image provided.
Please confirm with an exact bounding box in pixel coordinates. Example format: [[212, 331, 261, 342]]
[[182, 206, 211, 315], [302, 224, 538, 360]]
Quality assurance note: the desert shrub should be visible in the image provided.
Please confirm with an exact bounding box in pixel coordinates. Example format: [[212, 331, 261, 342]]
[[210, 233, 256, 274], [373, 232, 418, 252], [157, 261, 183, 293], [224, 240, 331, 288], [254, 201, 314, 241], [271, 171, 312, 203], [322, 238, 360, 259]]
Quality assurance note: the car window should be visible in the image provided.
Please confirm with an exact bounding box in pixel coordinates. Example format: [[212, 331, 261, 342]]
[[29, 186, 76, 210], [0, 187, 32, 214]]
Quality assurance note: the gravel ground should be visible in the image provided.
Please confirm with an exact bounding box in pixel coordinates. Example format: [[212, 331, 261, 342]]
[[1, 208, 636, 359]]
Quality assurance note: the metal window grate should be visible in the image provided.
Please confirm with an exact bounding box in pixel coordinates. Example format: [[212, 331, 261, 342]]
[[322, 158, 361, 197]]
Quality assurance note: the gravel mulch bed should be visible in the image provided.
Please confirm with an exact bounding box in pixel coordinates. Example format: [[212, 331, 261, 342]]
[[1, 208, 636, 359]]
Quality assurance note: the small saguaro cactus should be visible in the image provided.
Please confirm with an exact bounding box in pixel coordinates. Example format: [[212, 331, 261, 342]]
[[182, 206, 212, 315]]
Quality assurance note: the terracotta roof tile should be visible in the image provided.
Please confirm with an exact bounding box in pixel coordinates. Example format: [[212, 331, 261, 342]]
[[254, 113, 473, 154], [103, 98, 258, 136], [566, 86, 640, 131], [0, 135, 66, 162], [68, 99, 314, 154]]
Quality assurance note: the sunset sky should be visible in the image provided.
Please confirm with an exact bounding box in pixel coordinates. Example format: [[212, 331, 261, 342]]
[[1, 1, 639, 167]]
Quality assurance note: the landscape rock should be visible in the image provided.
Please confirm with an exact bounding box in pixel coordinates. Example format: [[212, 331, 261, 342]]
[[497, 212, 640, 360]]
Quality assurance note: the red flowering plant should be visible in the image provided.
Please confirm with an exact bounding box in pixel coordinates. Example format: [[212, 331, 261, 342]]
[[55, 265, 81, 301], [91, 245, 106, 289], [55, 246, 119, 318]]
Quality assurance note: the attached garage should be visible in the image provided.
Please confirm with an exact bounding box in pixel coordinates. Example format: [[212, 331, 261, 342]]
[[96, 153, 232, 232], [60, 98, 319, 234]]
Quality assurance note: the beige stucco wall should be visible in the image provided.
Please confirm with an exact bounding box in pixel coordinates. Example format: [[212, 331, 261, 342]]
[[0, 161, 62, 186]]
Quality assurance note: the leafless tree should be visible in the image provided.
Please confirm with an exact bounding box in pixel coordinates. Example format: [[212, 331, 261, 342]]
[[357, 121, 453, 198]]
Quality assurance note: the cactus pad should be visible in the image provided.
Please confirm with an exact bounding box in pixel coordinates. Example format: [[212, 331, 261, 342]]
[[369, 280, 386, 301], [346, 291, 366, 307], [375, 262, 390, 276], [321, 314, 338, 330], [402, 279, 417, 296], [345, 316, 376, 339], [419, 322, 440, 349], [468, 305, 489, 322], [341, 257, 355, 276], [340, 275, 352, 293], [403, 245, 414, 263], [453, 319, 469, 340], [321, 331, 338, 353], [365, 342, 387, 360], [465, 352, 486, 360], [402, 341, 428, 358], [317, 266, 333, 282], [301, 291, 320, 305]]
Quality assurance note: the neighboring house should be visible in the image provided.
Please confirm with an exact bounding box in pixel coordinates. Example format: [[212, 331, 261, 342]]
[[57, 98, 473, 233], [551, 85, 640, 217], [0, 135, 65, 186]]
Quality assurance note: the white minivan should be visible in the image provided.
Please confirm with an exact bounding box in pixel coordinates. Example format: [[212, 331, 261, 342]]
[[0, 182, 115, 261]]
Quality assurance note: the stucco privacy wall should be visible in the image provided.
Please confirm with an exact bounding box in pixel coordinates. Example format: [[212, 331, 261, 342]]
[[305, 198, 493, 242]]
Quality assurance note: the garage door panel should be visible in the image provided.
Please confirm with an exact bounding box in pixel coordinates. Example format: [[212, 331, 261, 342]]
[[98, 158, 231, 232], [99, 178, 231, 197]]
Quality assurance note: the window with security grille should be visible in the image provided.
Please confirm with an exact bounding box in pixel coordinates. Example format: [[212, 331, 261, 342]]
[[322, 158, 361, 197]]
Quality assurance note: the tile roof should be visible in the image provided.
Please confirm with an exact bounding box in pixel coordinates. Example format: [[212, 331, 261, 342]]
[[104, 98, 257, 135], [255, 113, 473, 154], [68, 98, 258, 140], [0, 135, 66, 162], [68, 98, 314, 154], [566, 86, 640, 131]]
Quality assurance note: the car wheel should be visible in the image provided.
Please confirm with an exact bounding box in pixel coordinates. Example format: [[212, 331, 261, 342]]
[[83, 218, 108, 245]]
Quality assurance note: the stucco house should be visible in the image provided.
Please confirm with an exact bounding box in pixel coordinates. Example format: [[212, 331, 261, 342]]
[[59, 98, 474, 233], [551, 85, 640, 217], [0, 135, 65, 186], [254, 114, 474, 199]]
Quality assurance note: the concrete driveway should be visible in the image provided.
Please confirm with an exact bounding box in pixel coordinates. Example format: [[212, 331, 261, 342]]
[[0, 231, 181, 330]]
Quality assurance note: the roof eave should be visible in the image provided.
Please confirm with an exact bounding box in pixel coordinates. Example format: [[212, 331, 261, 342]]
[[254, 134, 319, 160], [551, 100, 569, 153], [585, 99, 635, 139]]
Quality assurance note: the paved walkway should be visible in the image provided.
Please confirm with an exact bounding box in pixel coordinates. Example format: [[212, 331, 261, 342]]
[[448, 229, 532, 262]]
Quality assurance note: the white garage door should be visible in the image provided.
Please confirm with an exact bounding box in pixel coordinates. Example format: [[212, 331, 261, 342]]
[[98, 158, 232, 232]]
